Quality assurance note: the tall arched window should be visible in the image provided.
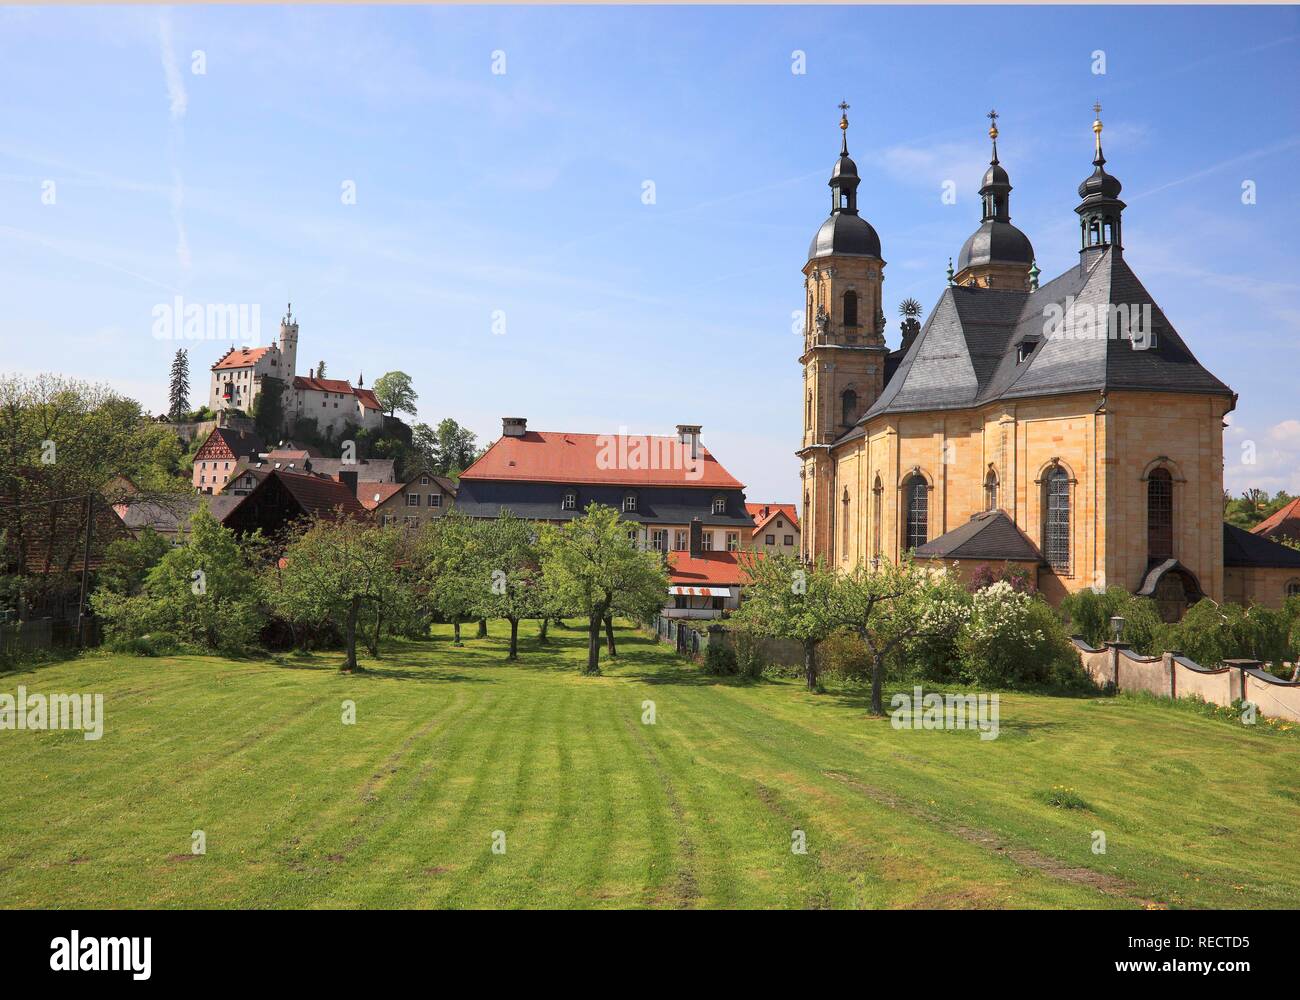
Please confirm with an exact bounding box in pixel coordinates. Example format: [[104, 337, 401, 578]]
[[1147, 468, 1173, 562], [842, 489, 851, 559], [842, 290, 858, 327], [1043, 467, 1070, 572], [984, 468, 999, 512], [872, 474, 883, 560], [904, 476, 928, 551], [841, 389, 857, 427]]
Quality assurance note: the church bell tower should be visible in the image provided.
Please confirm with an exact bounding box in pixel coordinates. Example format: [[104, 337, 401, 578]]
[[797, 103, 888, 561]]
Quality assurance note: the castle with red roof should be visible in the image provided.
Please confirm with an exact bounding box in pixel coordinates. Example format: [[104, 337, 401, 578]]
[[207, 305, 383, 440]]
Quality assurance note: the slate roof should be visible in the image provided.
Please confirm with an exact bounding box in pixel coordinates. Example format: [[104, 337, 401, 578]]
[[912, 510, 1045, 564], [856, 247, 1233, 428], [1223, 523, 1300, 569]]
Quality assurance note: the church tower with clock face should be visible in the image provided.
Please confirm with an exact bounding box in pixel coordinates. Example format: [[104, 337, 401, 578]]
[[797, 104, 889, 562]]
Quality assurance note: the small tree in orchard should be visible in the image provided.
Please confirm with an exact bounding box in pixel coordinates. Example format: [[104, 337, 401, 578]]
[[269, 518, 401, 671], [412, 509, 482, 646], [473, 511, 544, 660], [730, 553, 849, 691], [539, 504, 668, 675], [840, 557, 969, 715]]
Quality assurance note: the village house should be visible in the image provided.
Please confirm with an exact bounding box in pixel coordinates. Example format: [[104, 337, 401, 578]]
[[745, 502, 800, 555], [363, 469, 458, 528], [192, 426, 266, 495], [454, 418, 757, 617]]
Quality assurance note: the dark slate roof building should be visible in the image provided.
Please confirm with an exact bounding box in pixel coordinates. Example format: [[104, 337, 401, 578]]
[[913, 510, 1044, 565]]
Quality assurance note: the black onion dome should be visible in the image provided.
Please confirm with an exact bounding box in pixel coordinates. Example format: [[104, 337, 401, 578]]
[[1078, 162, 1123, 200], [956, 220, 1035, 272], [831, 154, 859, 181], [982, 160, 1010, 189], [809, 213, 882, 259]]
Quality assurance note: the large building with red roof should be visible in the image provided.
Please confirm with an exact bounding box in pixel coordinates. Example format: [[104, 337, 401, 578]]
[[456, 418, 758, 617], [207, 305, 382, 439]]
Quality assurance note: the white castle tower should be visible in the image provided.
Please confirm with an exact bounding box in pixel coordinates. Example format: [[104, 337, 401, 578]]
[[279, 303, 299, 378]]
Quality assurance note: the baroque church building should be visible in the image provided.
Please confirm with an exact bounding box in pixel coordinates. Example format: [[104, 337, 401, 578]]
[[799, 106, 1300, 617]]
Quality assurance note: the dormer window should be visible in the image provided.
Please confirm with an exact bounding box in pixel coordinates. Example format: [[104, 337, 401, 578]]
[[623, 494, 637, 513], [712, 496, 726, 515], [1017, 337, 1041, 364], [562, 491, 577, 511]]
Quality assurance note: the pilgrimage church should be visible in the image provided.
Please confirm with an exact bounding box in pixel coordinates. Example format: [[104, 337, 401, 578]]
[[797, 104, 1300, 617]]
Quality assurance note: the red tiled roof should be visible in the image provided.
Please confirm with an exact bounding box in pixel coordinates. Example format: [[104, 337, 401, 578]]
[[745, 502, 799, 538], [461, 431, 743, 488], [270, 469, 367, 520], [360, 482, 404, 510], [355, 387, 382, 411], [212, 347, 271, 371], [1251, 497, 1300, 541], [666, 550, 759, 587], [293, 375, 355, 394]]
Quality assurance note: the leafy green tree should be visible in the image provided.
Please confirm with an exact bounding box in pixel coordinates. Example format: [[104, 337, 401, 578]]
[[267, 518, 402, 671], [92, 507, 264, 653], [316, 360, 327, 379], [472, 511, 544, 660], [373, 371, 419, 419], [539, 504, 668, 675], [430, 418, 479, 477], [729, 553, 849, 691], [251, 377, 285, 440], [839, 557, 970, 712], [96, 528, 170, 597], [411, 509, 483, 646]]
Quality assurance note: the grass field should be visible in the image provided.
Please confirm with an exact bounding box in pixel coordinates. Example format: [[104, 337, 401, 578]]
[[2, 619, 1298, 909]]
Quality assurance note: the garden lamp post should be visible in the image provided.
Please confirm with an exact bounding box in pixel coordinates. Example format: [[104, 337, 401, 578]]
[[1109, 615, 1126, 644]]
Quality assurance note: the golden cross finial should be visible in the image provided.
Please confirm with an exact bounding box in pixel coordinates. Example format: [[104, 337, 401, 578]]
[[838, 100, 850, 130], [987, 108, 999, 140], [1092, 101, 1104, 156]]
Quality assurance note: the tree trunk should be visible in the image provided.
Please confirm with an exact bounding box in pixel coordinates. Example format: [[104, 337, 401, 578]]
[[371, 606, 383, 659], [604, 614, 617, 656], [803, 639, 818, 691], [870, 653, 886, 716], [538, 617, 549, 643], [477, 618, 488, 639], [584, 612, 603, 675], [452, 618, 462, 646], [343, 594, 360, 672], [508, 617, 519, 660]]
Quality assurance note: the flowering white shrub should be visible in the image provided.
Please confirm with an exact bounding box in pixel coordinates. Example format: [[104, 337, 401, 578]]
[[958, 581, 1072, 687]]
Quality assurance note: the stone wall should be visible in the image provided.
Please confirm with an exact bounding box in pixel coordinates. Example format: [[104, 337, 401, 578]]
[[1072, 638, 1300, 722]]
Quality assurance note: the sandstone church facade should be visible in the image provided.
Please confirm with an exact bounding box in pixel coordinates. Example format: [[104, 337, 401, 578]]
[[798, 106, 1300, 616]]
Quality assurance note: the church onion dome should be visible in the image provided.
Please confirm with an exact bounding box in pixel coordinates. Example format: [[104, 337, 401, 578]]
[[809, 213, 882, 259], [808, 102, 882, 260], [1078, 109, 1124, 201], [956, 110, 1034, 271], [956, 221, 1035, 271]]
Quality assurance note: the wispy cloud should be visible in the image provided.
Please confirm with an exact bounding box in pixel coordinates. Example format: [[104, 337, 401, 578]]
[[158, 7, 187, 121]]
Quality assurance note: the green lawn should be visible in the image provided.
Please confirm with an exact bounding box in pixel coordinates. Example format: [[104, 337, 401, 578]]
[[2, 620, 1298, 909]]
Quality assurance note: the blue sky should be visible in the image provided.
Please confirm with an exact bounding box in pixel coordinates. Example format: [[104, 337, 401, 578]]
[[1, 4, 1297, 503]]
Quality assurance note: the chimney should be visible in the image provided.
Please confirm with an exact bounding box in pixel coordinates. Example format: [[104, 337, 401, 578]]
[[676, 424, 702, 461], [502, 416, 527, 438], [689, 518, 703, 557], [339, 469, 358, 495]]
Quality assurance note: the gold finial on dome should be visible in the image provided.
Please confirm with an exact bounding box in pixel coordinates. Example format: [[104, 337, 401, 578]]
[[987, 108, 999, 141], [1092, 101, 1104, 155], [838, 100, 850, 131]]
